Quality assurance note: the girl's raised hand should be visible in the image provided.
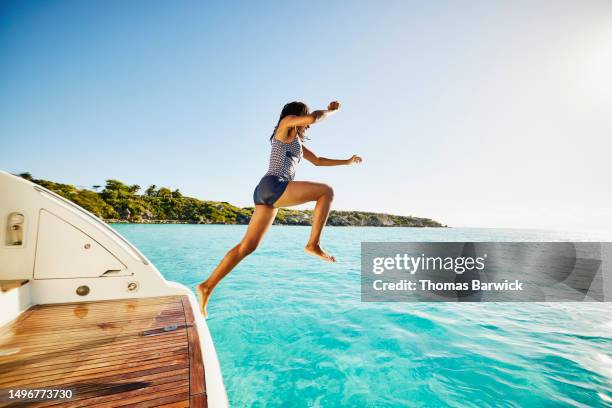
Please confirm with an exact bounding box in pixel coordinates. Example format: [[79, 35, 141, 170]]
[[328, 101, 341, 111], [348, 155, 362, 165]]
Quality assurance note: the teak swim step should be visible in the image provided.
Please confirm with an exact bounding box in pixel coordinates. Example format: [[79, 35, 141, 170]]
[[0, 295, 207, 408]]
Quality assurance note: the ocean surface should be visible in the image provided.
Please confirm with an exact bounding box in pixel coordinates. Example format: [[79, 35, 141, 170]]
[[112, 225, 612, 407]]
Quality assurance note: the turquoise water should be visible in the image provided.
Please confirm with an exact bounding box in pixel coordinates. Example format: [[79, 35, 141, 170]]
[[113, 225, 612, 407]]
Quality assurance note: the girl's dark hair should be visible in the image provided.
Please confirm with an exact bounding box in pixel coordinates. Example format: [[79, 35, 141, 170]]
[[270, 101, 310, 142]]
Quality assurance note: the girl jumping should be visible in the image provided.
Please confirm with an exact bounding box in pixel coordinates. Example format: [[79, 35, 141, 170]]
[[197, 100, 362, 316]]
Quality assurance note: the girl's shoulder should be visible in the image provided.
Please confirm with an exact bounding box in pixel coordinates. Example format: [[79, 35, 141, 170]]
[[273, 128, 299, 145]]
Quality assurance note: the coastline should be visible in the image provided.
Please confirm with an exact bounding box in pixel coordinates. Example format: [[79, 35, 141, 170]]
[[18, 174, 447, 228], [105, 210, 448, 228]]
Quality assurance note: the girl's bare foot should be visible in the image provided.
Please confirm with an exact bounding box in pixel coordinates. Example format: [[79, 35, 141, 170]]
[[195, 283, 211, 317], [305, 243, 336, 263]]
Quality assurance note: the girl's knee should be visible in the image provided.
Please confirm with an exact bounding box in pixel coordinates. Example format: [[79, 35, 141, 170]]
[[238, 240, 258, 257], [322, 184, 334, 200]]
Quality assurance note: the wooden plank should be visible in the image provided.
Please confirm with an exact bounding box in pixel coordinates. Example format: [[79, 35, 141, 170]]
[[0, 331, 187, 365], [0, 295, 206, 407], [30, 374, 189, 408], [0, 342, 187, 374], [20, 307, 185, 323], [0, 356, 189, 388], [86, 385, 189, 408], [23, 299, 183, 316], [41, 367, 190, 406], [0, 300, 184, 342], [0, 350, 188, 385], [1, 321, 187, 351], [3, 315, 185, 336], [180, 295, 207, 407], [0, 347, 187, 382], [5, 306, 184, 331], [190, 393, 208, 408], [0, 325, 187, 363], [5, 310, 185, 335], [159, 401, 191, 408], [34, 379, 190, 408], [16, 304, 182, 317], [1, 316, 186, 346], [34, 296, 182, 308]]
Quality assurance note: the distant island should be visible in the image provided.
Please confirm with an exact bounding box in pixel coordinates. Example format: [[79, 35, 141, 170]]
[[17, 173, 446, 228]]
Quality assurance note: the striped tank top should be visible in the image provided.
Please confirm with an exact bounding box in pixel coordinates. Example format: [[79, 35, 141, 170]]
[[264, 137, 303, 181]]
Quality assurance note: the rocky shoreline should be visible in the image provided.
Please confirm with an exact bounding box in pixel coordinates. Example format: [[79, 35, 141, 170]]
[[18, 173, 446, 228], [106, 209, 446, 228]]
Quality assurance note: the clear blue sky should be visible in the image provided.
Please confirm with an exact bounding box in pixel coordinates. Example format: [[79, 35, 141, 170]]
[[2, 0, 611, 232]]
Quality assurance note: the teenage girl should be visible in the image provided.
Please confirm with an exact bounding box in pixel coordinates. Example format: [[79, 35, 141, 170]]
[[197, 101, 362, 316]]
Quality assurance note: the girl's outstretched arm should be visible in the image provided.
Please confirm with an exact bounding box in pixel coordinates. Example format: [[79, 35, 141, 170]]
[[278, 101, 341, 130], [303, 146, 363, 167]]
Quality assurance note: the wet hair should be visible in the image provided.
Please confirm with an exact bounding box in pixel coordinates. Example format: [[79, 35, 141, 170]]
[[270, 101, 310, 142]]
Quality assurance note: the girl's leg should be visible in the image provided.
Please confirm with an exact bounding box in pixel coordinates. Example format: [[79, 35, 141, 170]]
[[196, 204, 278, 316], [273, 181, 335, 262]]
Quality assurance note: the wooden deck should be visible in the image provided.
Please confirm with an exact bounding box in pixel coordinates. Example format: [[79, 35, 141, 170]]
[[0, 295, 207, 408]]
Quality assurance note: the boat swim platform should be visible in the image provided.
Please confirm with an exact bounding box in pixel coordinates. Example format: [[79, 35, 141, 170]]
[[0, 295, 207, 407]]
